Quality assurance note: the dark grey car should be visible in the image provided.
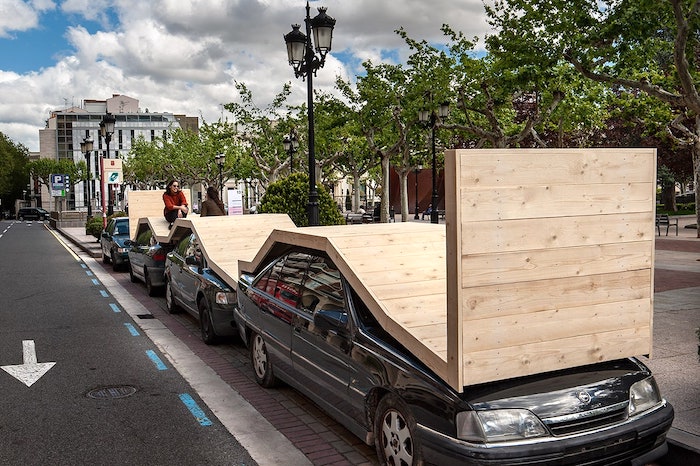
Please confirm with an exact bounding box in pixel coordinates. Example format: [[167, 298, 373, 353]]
[[164, 232, 237, 344], [128, 229, 169, 296], [100, 217, 130, 271], [235, 247, 674, 466]]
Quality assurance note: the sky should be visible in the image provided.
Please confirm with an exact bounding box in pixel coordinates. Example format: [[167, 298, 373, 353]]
[[0, 0, 493, 152]]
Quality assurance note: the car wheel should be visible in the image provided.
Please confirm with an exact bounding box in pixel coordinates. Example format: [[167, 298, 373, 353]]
[[374, 393, 423, 466], [145, 271, 158, 296], [129, 264, 138, 283], [102, 248, 110, 264], [250, 332, 276, 388], [165, 280, 179, 314], [111, 252, 120, 271], [18, 216, 24, 221], [198, 299, 218, 345]]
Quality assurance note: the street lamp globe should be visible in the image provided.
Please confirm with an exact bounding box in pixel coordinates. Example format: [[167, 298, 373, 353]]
[[310, 7, 336, 54]]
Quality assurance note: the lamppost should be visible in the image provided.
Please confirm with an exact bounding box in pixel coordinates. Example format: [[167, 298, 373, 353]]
[[418, 100, 449, 224], [99, 113, 116, 228], [80, 136, 94, 218], [283, 132, 298, 173], [414, 164, 422, 220], [215, 153, 225, 201], [284, 2, 336, 226]]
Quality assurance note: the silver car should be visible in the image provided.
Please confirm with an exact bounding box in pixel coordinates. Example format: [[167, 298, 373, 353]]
[[127, 229, 168, 296]]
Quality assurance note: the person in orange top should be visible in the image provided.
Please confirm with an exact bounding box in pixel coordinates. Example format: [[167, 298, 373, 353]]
[[163, 179, 188, 226]]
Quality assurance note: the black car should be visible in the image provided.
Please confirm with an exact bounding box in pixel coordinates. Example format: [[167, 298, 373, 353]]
[[128, 229, 169, 296], [235, 247, 674, 466], [17, 207, 49, 221], [100, 217, 130, 271], [164, 232, 237, 344]]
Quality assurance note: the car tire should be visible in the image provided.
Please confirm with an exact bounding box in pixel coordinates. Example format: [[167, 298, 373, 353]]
[[145, 271, 158, 296], [374, 393, 424, 466], [111, 252, 120, 271], [250, 332, 276, 388], [129, 265, 138, 283], [198, 299, 218, 345], [102, 249, 110, 264], [165, 279, 179, 314]]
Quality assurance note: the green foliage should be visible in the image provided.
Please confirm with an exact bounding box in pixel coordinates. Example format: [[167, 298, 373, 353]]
[[0, 132, 29, 209], [258, 172, 344, 227], [85, 212, 128, 239]]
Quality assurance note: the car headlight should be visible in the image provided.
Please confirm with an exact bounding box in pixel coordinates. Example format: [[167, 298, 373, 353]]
[[215, 291, 236, 305], [117, 247, 129, 253], [456, 409, 548, 443], [629, 377, 662, 417]]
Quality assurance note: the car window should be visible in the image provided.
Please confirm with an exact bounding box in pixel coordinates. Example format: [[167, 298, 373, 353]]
[[175, 234, 193, 256], [254, 251, 309, 308], [115, 220, 129, 235], [299, 255, 345, 317]]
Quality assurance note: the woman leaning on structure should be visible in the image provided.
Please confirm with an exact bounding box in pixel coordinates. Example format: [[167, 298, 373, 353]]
[[200, 186, 225, 217]]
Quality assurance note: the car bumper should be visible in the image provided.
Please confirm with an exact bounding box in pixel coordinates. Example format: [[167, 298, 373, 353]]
[[418, 402, 674, 466], [114, 253, 130, 265], [212, 303, 237, 336]]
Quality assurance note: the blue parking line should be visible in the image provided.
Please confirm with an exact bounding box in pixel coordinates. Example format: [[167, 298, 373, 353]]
[[92, 279, 99, 285], [109, 303, 121, 313], [179, 393, 212, 426], [124, 323, 140, 336], [81, 264, 87, 269], [100, 290, 109, 297], [146, 350, 168, 370], [86, 270, 94, 276]]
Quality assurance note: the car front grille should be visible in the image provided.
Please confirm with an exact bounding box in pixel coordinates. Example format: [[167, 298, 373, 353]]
[[544, 401, 629, 436]]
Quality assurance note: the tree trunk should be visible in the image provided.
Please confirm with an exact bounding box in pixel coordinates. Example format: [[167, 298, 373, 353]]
[[380, 156, 391, 223], [694, 138, 700, 238], [399, 170, 409, 222]]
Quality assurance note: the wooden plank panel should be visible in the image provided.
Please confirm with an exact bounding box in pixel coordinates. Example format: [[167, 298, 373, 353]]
[[462, 299, 650, 352], [459, 182, 653, 221], [462, 327, 652, 385], [461, 269, 651, 319], [457, 149, 656, 187], [460, 212, 655, 255], [461, 242, 653, 287]]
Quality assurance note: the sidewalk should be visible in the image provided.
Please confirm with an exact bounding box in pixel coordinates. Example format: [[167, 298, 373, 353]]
[[55, 215, 700, 457]]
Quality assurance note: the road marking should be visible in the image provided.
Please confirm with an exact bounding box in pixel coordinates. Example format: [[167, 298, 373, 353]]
[[46, 227, 81, 261], [92, 279, 99, 285], [179, 393, 213, 426], [100, 290, 109, 297], [146, 350, 167, 370], [124, 323, 140, 336], [1, 340, 56, 387], [86, 270, 94, 277], [109, 303, 121, 313]]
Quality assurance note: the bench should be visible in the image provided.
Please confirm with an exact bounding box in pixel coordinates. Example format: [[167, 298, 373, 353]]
[[656, 214, 678, 236]]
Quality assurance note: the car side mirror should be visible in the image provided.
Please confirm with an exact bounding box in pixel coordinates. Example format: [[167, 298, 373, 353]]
[[124, 240, 133, 247], [101, 231, 109, 238], [313, 309, 348, 333], [185, 255, 201, 267]]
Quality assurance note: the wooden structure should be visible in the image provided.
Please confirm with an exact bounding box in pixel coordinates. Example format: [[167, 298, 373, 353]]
[[239, 148, 657, 392], [128, 190, 295, 286]]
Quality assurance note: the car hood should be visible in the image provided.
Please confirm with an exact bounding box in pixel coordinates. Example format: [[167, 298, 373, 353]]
[[462, 358, 649, 419]]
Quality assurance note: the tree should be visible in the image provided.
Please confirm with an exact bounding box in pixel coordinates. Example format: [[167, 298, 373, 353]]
[[0, 132, 29, 213], [486, 0, 700, 235], [258, 173, 344, 227]]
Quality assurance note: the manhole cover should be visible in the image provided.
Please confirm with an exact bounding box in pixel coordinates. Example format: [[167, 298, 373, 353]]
[[87, 385, 137, 399]]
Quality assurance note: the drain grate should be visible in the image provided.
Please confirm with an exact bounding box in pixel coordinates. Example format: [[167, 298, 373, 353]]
[[136, 314, 155, 319], [87, 385, 137, 399]]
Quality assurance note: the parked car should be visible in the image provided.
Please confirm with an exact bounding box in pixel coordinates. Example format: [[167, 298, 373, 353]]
[[235, 247, 674, 466], [164, 232, 237, 344], [100, 217, 130, 271], [17, 207, 49, 221], [127, 229, 169, 296]]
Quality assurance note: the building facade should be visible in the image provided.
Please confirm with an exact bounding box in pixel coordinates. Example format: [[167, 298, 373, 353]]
[[37, 94, 198, 213]]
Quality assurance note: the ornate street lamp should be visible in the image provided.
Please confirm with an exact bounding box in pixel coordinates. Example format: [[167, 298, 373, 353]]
[[283, 132, 298, 173], [414, 164, 422, 220], [99, 113, 116, 227], [215, 153, 225, 201], [418, 100, 449, 224], [80, 136, 94, 218], [284, 2, 336, 226]]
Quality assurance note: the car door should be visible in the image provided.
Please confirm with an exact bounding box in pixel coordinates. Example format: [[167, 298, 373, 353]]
[[101, 219, 115, 256], [290, 253, 352, 414], [130, 230, 149, 279], [244, 252, 306, 377], [175, 234, 200, 315]]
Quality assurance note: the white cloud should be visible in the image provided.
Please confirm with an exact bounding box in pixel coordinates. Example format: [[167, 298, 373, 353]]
[[0, 0, 493, 152]]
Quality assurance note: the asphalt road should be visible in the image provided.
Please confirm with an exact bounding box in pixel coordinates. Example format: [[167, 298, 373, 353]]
[[0, 220, 255, 466]]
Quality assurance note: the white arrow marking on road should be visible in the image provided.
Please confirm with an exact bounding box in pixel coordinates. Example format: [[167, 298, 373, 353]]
[[1, 340, 56, 387]]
